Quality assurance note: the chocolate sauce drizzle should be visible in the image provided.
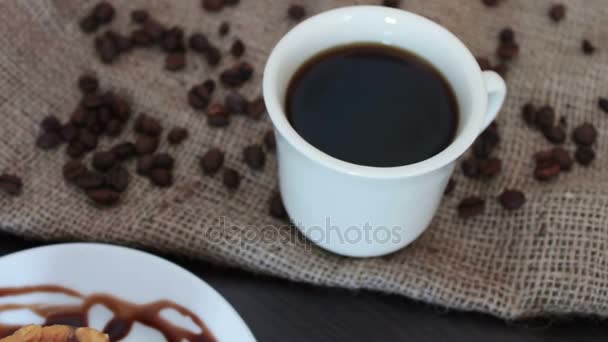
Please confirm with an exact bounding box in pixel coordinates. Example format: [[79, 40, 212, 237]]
[[0, 285, 216, 342]]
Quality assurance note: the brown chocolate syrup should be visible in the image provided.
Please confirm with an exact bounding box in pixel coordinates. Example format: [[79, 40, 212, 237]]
[[0, 285, 216, 342]]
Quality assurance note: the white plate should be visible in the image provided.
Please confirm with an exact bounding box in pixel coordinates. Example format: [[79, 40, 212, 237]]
[[0, 243, 256, 342]]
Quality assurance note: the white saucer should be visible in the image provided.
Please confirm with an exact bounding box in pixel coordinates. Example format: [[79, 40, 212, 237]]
[[0, 243, 256, 342]]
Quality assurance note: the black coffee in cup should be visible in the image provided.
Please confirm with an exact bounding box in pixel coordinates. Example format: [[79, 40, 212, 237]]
[[286, 43, 459, 167]]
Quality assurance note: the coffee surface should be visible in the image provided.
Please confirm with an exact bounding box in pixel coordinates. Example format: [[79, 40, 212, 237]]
[[287, 43, 458, 167]]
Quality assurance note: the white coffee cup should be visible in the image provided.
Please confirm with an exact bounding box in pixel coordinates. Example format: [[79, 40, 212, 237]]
[[263, 5, 506, 257]]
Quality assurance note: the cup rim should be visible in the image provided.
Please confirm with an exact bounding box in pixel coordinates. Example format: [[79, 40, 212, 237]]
[[263, 5, 487, 179]]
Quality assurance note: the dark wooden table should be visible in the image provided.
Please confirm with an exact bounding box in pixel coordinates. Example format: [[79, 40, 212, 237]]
[[0, 233, 606, 341]]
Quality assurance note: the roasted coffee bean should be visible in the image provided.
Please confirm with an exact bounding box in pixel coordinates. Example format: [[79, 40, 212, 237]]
[[522, 103, 536, 126], [473, 137, 496, 160], [534, 162, 560, 181], [542, 125, 566, 144], [479, 158, 502, 178], [482, 0, 500, 7], [61, 124, 79, 142], [188, 80, 215, 110], [572, 122, 597, 146], [143, 20, 165, 43], [161, 27, 185, 53], [269, 192, 287, 219], [74, 171, 105, 190], [222, 168, 241, 190], [97, 108, 113, 125], [457, 197, 485, 219], [136, 155, 155, 175], [444, 178, 456, 195], [135, 135, 159, 155], [36, 132, 62, 150], [110, 96, 132, 122], [189, 33, 210, 53], [41, 115, 62, 133], [246, 96, 266, 120], [476, 57, 492, 71], [499, 28, 515, 43], [114, 33, 133, 53], [80, 15, 99, 34], [534, 106, 555, 130], [67, 141, 86, 159], [243, 145, 265, 170], [204, 45, 222, 66], [219, 22, 230, 36], [149, 169, 173, 188], [106, 119, 124, 137], [167, 127, 189, 145], [496, 42, 519, 60], [461, 158, 480, 178], [220, 66, 245, 88], [78, 75, 99, 94], [200, 148, 224, 175], [263, 130, 276, 151], [95, 36, 119, 64], [225, 0, 239, 6], [287, 4, 306, 21], [575, 146, 595, 166], [230, 39, 245, 58], [202, 0, 225, 12], [153, 153, 175, 169], [206, 103, 231, 127], [599, 97, 608, 114], [82, 93, 105, 109], [549, 4, 566, 22], [105, 166, 130, 192], [551, 147, 573, 171], [382, 0, 401, 8], [224, 92, 248, 114], [131, 9, 149, 24], [93, 2, 115, 25], [165, 53, 186, 71], [0, 174, 23, 196], [92, 151, 117, 172], [86, 189, 120, 206], [79, 130, 98, 150], [492, 63, 509, 78], [63, 160, 88, 182], [131, 29, 153, 46], [111, 142, 137, 161], [498, 190, 526, 210], [134, 113, 162, 137], [582, 40, 596, 55]]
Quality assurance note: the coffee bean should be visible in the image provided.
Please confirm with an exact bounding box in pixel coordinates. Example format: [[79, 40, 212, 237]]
[[572, 122, 597, 146], [111, 142, 137, 161], [167, 127, 189, 145], [95, 35, 119, 64], [200, 148, 224, 175], [153, 153, 175, 169], [36, 132, 62, 150], [461, 158, 480, 178], [575, 146, 595, 166], [78, 130, 98, 150], [476, 57, 492, 71], [382, 0, 401, 8], [230, 39, 245, 58], [204, 45, 222, 66], [457, 197, 485, 219], [243, 145, 265, 170], [225, 92, 248, 114], [479, 158, 502, 178], [219, 22, 230, 36], [263, 130, 276, 151], [225, 0, 239, 6], [189, 33, 211, 53], [82, 93, 105, 109], [40, 115, 62, 133], [93, 2, 115, 25], [206, 103, 231, 127], [136, 155, 155, 176], [534, 162, 560, 181], [67, 141, 86, 159], [0, 174, 23, 196], [223, 168, 241, 190], [522, 103, 536, 126], [97, 108, 112, 125], [202, 0, 225, 12], [496, 42, 519, 61], [80, 15, 99, 34], [115, 35, 133, 53], [549, 4, 566, 22], [143, 20, 165, 43], [161, 27, 185, 53], [92, 151, 117, 172], [534, 106, 555, 130], [582, 40, 596, 55], [131, 29, 153, 47], [131, 9, 149, 24], [188, 81, 215, 110], [499, 28, 515, 44], [105, 166, 130, 192], [287, 5, 306, 21], [63, 160, 88, 182], [165, 52, 186, 71], [61, 124, 79, 142], [473, 136, 497, 160], [74, 171, 105, 190], [551, 147, 573, 171], [482, 0, 500, 7], [135, 113, 163, 137], [135, 135, 159, 155], [498, 190, 526, 210], [149, 169, 173, 188], [492, 63, 509, 78], [106, 120, 124, 137], [269, 192, 287, 219], [246, 96, 266, 120], [220, 63, 251, 88], [78, 75, 99, 94], [110, 96, 132, 122], [444, 178, 456, 195], [86, 189, 120, 206], [542, 125, 566, 144], [597, 97, 608, 114]]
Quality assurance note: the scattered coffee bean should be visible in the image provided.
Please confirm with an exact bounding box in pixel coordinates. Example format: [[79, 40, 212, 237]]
[[534, 106, 555, 130], [225, 0, 239, 6], [549, 4, 566, 22], [114, 33, 133, 53], [492, 63, 509, 78], [482, 0, 500, 7], [551, 147, 573, 171], [243, 145, 266, 170], [161, 26, 186, 53], [135, 113, 163, 137], [36, 132, 62, 150], [461, 158, 480, 178], [534, 162, 560, 181], [131, 29, 153, 47], [189, 33, 211, 53], [61, 124, 79, 142], [67, 141, 86, 159], [92, 151, 117, 172], [165, 52, 186, 71], [542, 125, 566, 144], [497, 41, 519, 60], [0, 174, 23, 196], [143, 20, 165, 43], [111, 142, 137, 161], [472, 123, 499, 159], [78, 130, 98, 150], [246, 96, 266, 120], [499, 28, 515, 44], [287, 4, 306, 21], [220, 62, 253, 88], [93, 2, 115, 25], [136, 155, 155, 176], [86, 188, 120, 206], [522, 103, 536, 126], [476, 57, 492, 71], [480, 158, 502, 178], [105, 119, 123, 137], [167, 127, 189, 145], [131, 9, 149, 24], [269, 192, 287, 219], [457, 197, 485, 218], [40, 116, 62, 134], [110, 95, 132, 122], [188, 80, 215, 110], [263, 130, 276, 151], [153, 153, 175, 169], [105, 166, 130, 192], [218, 22, 230, 36], [202, 0, 225, 12], [498, 190, 526, 210], [225, 92, 248, 114], [95, 34, 119, 64], [382, 0, 401, 8], [572, 122, 597, 146], [149, 169, 174, 187], [204, 45, 222, 66], [444, 178, 456, 195], [80, 15, 99, 34], [78, 75, 99, 94], [74, 171, 105, 190], [206, 103, 231, 127], [599, 97, 608, 114], [575, 146, 595, 166], [223, 168, 241, 190], [200, 148, 224, 175], [135, 135, 159, 155], [582, 40, 596, 55], [63, 160, 88, 183], [230, 39, 245, 58]]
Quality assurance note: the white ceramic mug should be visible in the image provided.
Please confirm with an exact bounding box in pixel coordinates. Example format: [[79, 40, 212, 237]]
[[263, 5, 506, 257]]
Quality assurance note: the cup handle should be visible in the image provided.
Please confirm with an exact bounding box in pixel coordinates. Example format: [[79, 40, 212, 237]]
[[481, 71, 507, 130]]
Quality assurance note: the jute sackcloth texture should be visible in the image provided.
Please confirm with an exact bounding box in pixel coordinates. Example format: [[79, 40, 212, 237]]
[[0, 0, 607, 319]]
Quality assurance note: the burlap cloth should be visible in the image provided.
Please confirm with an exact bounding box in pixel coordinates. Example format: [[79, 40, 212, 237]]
[[0, 0, 607, 319]]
